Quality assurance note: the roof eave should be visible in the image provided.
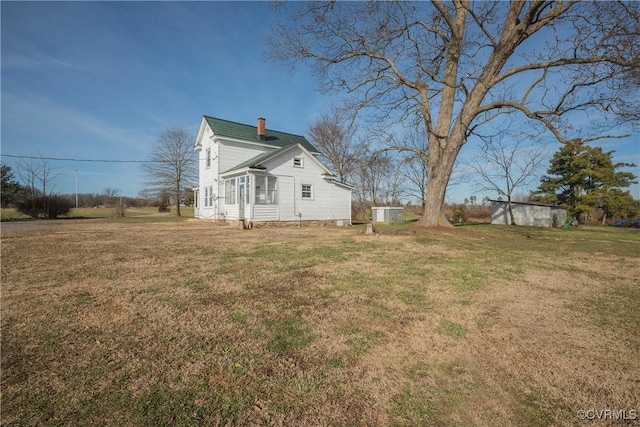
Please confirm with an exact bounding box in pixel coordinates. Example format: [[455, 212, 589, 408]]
[[220, 165, 268, 178], [329, 179, 355, 190]]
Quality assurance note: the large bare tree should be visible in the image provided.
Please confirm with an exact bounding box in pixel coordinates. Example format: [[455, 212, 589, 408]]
[[269, 1, 640, 227], [142, 127, 197, 217], [386, 126, 430, 207]]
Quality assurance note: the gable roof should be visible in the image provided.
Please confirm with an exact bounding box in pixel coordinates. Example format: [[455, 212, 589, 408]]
[[203, 116, 320, 154], [221, 143, 335, 176]]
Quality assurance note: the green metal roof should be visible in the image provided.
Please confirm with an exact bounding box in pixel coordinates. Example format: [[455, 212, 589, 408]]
[[203, 115, 319, 153]]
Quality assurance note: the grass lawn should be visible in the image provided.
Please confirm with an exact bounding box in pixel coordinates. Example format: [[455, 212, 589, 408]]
[[2, 220, 638, 425], [1, 206, 194, 221]]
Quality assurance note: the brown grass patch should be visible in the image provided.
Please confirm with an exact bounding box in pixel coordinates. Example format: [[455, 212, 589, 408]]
[[2, 220, 639, 425]]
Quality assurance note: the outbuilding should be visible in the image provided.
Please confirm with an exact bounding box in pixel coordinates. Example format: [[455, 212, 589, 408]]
[[490, 200, 567, 227], [371, 207, 404, 224]]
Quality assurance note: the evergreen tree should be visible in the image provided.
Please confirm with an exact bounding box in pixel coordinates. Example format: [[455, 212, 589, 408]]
[[1, 164, 25, 207], [535, 141, 637, 222], [591, 188, 639, 224]]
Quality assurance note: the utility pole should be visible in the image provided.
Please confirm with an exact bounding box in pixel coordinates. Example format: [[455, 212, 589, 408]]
[[75, 169, 79, 217]]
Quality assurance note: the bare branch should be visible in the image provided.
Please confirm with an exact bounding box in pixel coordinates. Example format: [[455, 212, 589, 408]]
[[142, 127, 197, 216], [269, 1, 640, 226]]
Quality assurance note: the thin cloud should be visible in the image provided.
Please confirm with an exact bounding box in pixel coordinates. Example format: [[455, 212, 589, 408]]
[[1, 53, 78, 71], [2, 91, 151, 157]]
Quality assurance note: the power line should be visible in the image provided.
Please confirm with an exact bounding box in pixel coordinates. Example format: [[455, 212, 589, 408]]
[[0, 154, 167, 163]]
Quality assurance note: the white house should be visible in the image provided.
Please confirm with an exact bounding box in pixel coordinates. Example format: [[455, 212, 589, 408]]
[[193, 116, 353, 226]]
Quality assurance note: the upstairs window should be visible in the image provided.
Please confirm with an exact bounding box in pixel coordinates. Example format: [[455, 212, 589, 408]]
[[206, 148, 211, 168], [293, 157, 303, 168]]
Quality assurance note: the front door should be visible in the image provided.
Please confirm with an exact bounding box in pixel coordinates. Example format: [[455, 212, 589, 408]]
[[238, 177, 246, 220]]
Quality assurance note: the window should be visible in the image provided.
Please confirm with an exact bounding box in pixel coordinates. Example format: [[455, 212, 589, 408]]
[[267, 176, 277, 204], [301, 184, 313, 200], [255, 175, 277, 204], [206, 148, 211, 168], [255, 178, 264, 204], [203, 186, 214, 207], [293, 157, 303, 168], [239, 176, 246, 203], [225, 178, 237, 204]]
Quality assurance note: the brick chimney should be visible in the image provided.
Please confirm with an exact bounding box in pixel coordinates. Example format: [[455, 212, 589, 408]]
[[257, 117, 266, 140]]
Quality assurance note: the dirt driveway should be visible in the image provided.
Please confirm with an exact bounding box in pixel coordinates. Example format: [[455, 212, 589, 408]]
[[0, 219, 103, 235]]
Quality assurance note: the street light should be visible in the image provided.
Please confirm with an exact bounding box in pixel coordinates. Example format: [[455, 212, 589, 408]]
[[75, 169, 78, 217]]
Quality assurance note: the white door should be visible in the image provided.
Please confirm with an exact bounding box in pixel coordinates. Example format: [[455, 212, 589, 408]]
[[238, 177, 246, 220]]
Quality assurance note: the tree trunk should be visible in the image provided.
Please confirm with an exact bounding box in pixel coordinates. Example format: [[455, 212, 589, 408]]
[[507, 198, 517, 226], [418, 143, 459, 228]]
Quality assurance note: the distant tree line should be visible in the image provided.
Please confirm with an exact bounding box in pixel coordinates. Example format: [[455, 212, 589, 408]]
[[1, 161, 75, 219], [307, 107, 638, 226], [1, 125, 198, 219], [1, 162, 193, 219]]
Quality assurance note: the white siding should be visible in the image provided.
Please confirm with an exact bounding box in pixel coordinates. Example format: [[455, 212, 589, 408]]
[[277, 176, 296, 220], [196, 131, 273, 219], [194, 120, 351, 223], [216, 138, 268, 220], [218, 139, 271, 174], [491, 201, 567, 227], [194, 122, 218, 219], [225, 205, 239, 219], [261, 146, 351, 221], [253, 205, 279, 221]]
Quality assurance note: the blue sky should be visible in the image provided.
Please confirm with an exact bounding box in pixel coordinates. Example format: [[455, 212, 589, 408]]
[[1, 1, 638, 202], [1, 1, 333, 198]]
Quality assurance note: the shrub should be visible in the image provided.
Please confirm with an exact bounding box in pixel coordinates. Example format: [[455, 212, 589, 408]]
[[15, 195, 44, 219], [452, 204, 467, 223], [16, 195, 73, 219], [158, 199, 170, 213], [46, 195, 73, 218]]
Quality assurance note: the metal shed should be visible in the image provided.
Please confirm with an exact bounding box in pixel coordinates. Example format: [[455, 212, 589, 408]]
[[490, 200, 567, 227], [372, 207, 404, 224]]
